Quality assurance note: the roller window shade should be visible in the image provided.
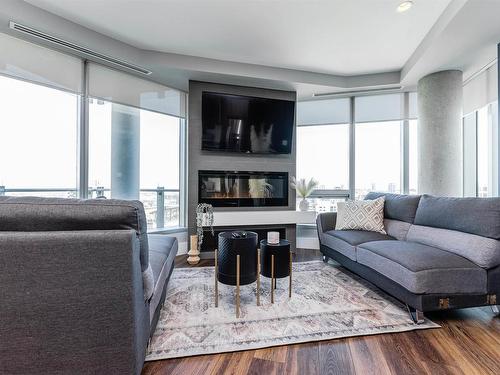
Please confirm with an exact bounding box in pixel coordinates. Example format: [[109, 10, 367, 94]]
[[297, 98, 350, 125], [0, 32, 82, 93], [87, 63, 186, 118], [463, 64, 498, 116], [409, 92, 418, 119], [355, 93, 403, 123]]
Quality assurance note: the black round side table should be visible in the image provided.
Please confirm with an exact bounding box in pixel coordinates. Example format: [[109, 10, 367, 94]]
[[260, 239, 292, 303], [215, 231, 260, 317]]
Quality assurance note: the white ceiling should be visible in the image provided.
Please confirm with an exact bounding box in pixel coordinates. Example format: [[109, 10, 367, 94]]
[[25, 0, 452, 76], [1, 0, 497, 98]]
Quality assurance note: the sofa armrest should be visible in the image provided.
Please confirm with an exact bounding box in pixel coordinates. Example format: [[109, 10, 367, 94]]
[[0, 230, 148, 375], [316, 212, 337, 245], [317, 212, 337, 234]]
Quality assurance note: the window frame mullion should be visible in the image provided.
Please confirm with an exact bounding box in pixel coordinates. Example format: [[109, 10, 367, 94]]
[[78, 60, 89, 199]]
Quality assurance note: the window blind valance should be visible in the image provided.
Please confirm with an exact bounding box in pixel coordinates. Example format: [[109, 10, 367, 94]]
[[355, 93, 403, 123], [0, 32, 82, 93], [298, 92, 417, 126], [463, 64, 498, 116], [87, 63, 186, 118], [297, 98, 350, 125]]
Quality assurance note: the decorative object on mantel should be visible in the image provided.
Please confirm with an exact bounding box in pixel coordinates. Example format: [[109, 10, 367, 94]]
[[267, 231, 280, 245], [195, 203, 214, 252], [187, 235, 201, 265], [290, 176, 319, 211]]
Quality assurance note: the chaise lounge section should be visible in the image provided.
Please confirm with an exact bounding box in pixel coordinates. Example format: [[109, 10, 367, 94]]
[[0, 196, 178, 375], [317, 193, 500, 323]]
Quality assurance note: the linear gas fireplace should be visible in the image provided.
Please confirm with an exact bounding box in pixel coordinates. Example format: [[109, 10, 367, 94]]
[[199, 170, 288, 207]]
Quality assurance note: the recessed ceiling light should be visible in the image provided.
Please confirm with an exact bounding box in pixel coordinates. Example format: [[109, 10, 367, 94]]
[[397, 1, 413, 13]]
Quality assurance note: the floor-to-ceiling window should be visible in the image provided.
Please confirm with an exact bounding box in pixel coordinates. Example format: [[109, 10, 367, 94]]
[[477, 106, 490, 197], [0, 75, 79, 198], [296, 98, 351, 212], [0, 32, 187, 230], [87, 63, 186, 229], [296, 92, 418, 212], [409, 119, 418, 194], [462, 61, 498, 197], [89, 99, 182, 228], [297, 123, 350, 212], [463, 101, 499, 197], [355, 120, 401, 198]]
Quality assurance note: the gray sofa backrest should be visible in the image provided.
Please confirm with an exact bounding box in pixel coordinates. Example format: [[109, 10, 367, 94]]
[[414, 195, 500, 240], [365, 192, 421, 223], [0, 196, 149, 271], [383, 219, 412, 241], [407, 225, 500, 269]]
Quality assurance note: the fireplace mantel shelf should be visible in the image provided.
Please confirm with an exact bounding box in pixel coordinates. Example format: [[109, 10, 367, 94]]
[[210, 210, 316, 227]]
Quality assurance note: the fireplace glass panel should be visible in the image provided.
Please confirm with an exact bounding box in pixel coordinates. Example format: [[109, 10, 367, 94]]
[[199, 171, 288, 207]]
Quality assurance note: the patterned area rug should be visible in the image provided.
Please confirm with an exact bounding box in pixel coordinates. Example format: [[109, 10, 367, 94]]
[[146, 261, 438, 361]]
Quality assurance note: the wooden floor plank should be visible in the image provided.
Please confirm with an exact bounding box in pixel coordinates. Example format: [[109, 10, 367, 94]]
[[210, 351, 254, 375], [142, 252, 500, 375], [318, 339, 356, 375], [253, 345, 288, 363], [142, 359, 180, 375], [422, 327, 486, 375], [246, 357, 284, 375], [283, 342, 320, 375], [347, 336, 393, 375], [377, 332, 431, 375]]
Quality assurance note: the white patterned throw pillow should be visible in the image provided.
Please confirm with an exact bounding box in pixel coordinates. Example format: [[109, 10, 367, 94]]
[[335, 197, 386, 234]]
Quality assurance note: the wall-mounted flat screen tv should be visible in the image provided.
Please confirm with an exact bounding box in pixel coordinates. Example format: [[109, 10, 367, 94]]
[[202, 92, 295, 154]]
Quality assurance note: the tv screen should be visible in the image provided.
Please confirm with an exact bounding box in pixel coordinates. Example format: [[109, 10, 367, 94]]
[[202, 92, 295, 154]]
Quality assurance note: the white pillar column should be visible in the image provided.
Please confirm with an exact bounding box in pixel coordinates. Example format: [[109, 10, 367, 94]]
[[417, 70, 463, 196]]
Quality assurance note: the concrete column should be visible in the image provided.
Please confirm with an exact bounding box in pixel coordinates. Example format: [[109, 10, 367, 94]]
[[111, 104, 140, 200], [417, 70, 463, 196]]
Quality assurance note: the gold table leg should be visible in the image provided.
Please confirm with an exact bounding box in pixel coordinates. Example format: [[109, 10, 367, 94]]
[[271, 254, 275, 304], [257, 248, 261, 306], [236, 254, 240, 318], [215, 249, 218, 307], [289, 250, 292, 298]]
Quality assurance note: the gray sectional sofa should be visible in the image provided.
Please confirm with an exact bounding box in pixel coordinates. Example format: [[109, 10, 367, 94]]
[[0, 196, 178, 375], [317, 193, 500, 323]]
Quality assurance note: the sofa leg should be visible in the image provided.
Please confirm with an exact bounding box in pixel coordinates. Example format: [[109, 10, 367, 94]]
[[322, 255, 329, 263], [491, 305, 499, 315], [406, 304, 425, 324]]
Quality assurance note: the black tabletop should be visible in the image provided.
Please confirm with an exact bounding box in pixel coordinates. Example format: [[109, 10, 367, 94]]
[[260, 239, 290, 247], [219, 231, 258, 240]]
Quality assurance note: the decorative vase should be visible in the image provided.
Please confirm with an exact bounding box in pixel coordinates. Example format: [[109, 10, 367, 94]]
[[187, 234, 201, 265], [299, 198, 309, 212]]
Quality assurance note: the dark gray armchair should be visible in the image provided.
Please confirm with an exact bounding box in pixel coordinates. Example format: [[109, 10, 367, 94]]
[[0, 196, 178, 374]]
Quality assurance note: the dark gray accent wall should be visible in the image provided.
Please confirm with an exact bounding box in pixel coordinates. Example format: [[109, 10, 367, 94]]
[[188, 80, 297, 236]]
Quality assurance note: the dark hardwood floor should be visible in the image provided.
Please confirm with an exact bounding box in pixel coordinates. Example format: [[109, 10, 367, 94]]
[[143, 250, 500, 375]]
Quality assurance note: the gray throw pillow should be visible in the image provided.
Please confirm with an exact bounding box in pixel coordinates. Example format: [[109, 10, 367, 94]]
[[335, 197, 386, 234]]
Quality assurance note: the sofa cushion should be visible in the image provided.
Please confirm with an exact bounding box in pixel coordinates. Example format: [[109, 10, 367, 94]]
[[0, 196, 150, 271], [414, 195, 500, 240], [148, 234, 178, 322], [323, 230, 394, 261], [384, 219, 412, 241], [407, 225, 500, 269], [357, 240, 487, 294], [336, 197, 386, 234], [365, 192, 421, 223]]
